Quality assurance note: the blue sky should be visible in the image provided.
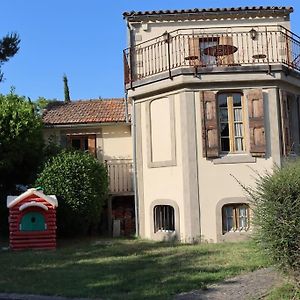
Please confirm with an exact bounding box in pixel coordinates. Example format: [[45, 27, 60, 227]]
[[0, 0, 299, 101]]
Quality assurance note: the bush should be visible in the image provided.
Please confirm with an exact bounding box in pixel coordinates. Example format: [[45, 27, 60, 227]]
[[36, 150, 109, 236], [245, 160, 300, 286]]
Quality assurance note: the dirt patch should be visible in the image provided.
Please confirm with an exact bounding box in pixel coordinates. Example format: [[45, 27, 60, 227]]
[[174, 268, 283, 300]]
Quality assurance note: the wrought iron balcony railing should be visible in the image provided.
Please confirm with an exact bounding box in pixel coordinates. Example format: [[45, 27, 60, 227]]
[[124, 25, 300, 87]]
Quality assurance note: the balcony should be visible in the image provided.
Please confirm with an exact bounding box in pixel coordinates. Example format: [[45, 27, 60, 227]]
[[105, 159, 134, 195], [124, 25, 300, 88]]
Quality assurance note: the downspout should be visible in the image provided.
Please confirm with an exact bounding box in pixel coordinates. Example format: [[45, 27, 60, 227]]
[[193, 99, 201, 241], [132, 99, 139, 236], [125, 18, 139, 237]]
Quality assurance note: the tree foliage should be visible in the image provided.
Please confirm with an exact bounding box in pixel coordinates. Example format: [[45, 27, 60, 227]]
[[0, 90, 43, 235], [63, 74, 71, 103], [245, 160, 300, 287], [0, 90, 43, 192], [0, 32, 20, 82], [36, 150, 109, 236]]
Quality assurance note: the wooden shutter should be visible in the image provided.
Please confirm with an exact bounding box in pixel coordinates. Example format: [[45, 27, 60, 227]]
[[219, 36, 234, 66], [88, 135, 96, 157], [200, 91, 219, 158], [247, 89, 266, 157], [188, 37, 201, 66], [280, 90, 291, 156]]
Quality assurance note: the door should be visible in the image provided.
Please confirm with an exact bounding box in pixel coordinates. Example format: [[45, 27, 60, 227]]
[[20, 212, 46, 231]]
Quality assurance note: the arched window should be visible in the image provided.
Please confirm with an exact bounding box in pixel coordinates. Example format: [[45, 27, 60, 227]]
[[218, 93, 245, 153], [222, 204, 249, 233], [154, 205, 175, 233]]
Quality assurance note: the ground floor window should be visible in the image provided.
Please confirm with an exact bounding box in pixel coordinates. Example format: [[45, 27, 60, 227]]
[[222, 204, 249, 233], [154, 205, 175, 233]]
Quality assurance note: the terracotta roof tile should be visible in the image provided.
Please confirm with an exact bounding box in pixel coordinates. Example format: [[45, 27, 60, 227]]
[[42, 99, 128, 125]]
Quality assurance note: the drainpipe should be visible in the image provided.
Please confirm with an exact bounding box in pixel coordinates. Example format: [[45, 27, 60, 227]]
[[124, 91, 129, 123], [132, 99, 139, 237], [125, 18, 139, 237]]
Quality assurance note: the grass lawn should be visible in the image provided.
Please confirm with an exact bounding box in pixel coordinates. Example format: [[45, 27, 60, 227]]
[[266, 283, 300, 300], [0, 238, 266, 300]]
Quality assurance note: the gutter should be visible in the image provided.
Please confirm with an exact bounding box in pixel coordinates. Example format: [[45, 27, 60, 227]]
[[43, 122, 129, 129]]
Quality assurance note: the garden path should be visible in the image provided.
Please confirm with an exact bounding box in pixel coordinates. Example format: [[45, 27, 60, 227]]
[[174, 267, 283, 300]]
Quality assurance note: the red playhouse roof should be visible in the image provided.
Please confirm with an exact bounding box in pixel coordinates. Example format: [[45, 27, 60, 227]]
[[7, 188, 58, 209]]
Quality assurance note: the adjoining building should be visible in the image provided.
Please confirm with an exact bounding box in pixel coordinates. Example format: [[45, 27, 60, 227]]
[[123, 6, 300, 242], [42, 99, 135, 236]]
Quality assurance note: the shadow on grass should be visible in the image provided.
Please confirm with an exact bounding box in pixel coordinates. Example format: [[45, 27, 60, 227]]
[[0, 239, 263, 300]]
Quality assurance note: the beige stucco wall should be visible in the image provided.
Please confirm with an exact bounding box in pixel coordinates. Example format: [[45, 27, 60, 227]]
[[130, 16, 290, 46], [102, 125, 132, 160], [132, 77, 300, 242], [43, 123, 132, 161]]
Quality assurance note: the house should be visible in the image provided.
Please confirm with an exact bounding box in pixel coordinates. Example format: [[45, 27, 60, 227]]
[[7, 188, 58, 250], [42, 98, 135, 236], [123, 6, 300, 242]]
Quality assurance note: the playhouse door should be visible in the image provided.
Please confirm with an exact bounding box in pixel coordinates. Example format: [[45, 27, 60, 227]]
[[20, 212, 46, 231]]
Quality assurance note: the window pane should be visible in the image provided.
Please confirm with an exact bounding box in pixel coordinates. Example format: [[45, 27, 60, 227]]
[[220, 123, 229, 137], [219, 108, 228, 121], [218, 94, 227, 107], [233, 108, 243, 121], [239, 207, 248, 230], [233, 93, 242, 107], [221, 138, 230, 152], [84, 138, 89, 151], [235, 138, 244, 151], [225, 207, 234, 232], [234, 122, 243, 137], [154, 205, 175, 233], [71, 139, 81, 150]]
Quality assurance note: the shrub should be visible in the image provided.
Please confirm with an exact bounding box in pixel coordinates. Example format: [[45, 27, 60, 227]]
[[36, 150, 109, 236], [245, 160, 300, 286]]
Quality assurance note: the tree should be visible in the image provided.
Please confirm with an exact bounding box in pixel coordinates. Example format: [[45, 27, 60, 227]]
[[35, 96, 62, 115], [0, 33, 20, 82], [63, 74, 71, 103], [36, 150, 109, 236], [0, 89, 43, 190], [0, 89, 43, 235]]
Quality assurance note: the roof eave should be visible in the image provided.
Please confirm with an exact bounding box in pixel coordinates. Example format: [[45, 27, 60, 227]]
[[123, 6, 294, 21]]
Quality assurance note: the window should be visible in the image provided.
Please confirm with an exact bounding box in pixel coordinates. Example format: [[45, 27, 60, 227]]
[[222, 204, 249, 233], [218, 93, 245, 153], [154, 205, 175, 233], [68, 135, 96, 157]]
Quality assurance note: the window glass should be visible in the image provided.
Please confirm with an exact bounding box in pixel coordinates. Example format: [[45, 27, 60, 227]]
[[218, 93, 244, 153], [154, 205, 175, 233], [71, 139, 81, 150], [222, 204, 249, 234], [69, 135, 96, 157]]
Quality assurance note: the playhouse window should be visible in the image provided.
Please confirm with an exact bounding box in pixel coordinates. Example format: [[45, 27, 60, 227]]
[[154, 205, 175, 233]]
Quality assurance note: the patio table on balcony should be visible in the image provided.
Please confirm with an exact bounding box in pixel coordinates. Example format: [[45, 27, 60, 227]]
[[203, 44, 238, 65]]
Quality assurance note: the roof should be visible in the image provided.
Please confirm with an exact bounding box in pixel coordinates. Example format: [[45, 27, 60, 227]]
[[7, 188, 58, 208], [42, 99, 128, 125], [123, 6, 293, 20]]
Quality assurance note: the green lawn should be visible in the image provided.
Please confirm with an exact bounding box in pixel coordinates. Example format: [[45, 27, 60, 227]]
[[0, 238, 267, 300]]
